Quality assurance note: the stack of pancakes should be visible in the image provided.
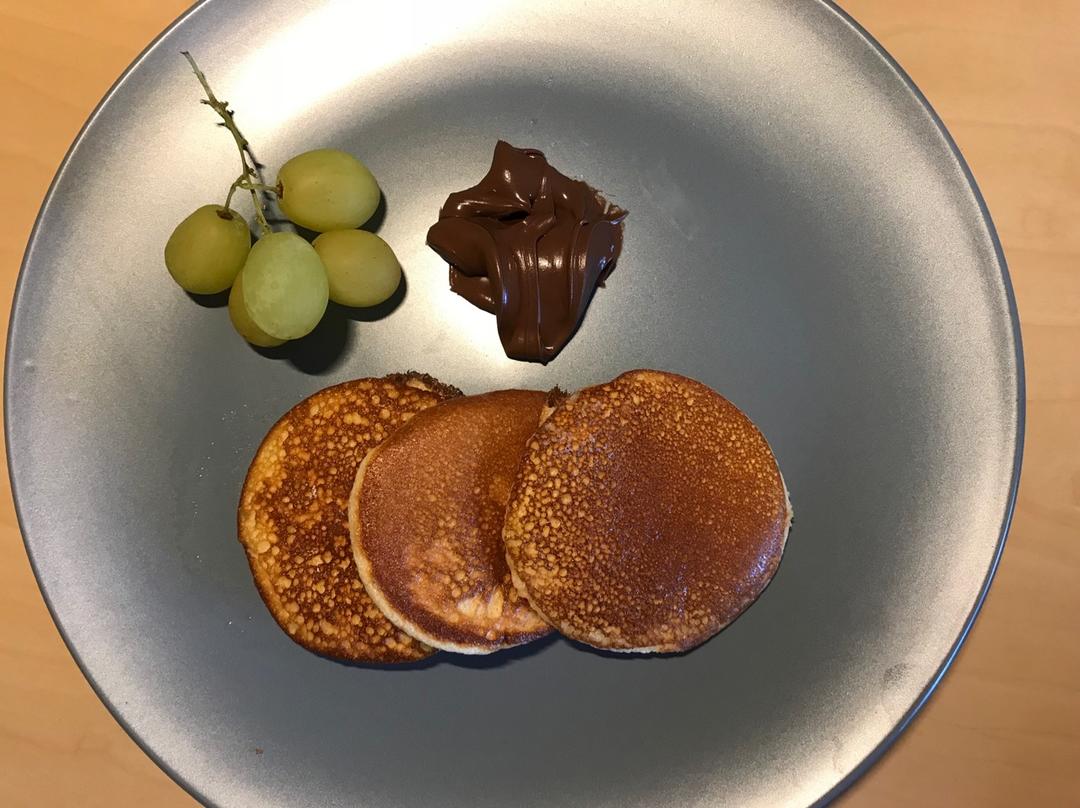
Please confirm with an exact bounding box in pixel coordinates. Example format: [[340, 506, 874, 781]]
[[238, 370, 792, 662]]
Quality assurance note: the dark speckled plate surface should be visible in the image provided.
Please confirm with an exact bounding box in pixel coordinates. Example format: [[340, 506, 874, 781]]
[[6, 1, 1022, 806]]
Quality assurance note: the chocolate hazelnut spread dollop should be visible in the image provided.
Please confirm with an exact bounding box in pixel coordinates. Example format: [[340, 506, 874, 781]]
[[427, 141, 626, 363]]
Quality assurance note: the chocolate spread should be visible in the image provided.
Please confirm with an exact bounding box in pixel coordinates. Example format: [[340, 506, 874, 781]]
[[427, 141, 626, 363]]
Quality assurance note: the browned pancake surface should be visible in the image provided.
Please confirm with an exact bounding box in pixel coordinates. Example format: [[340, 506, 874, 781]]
[[503, 370, 792, 653], [351, 390, 552, 653], [238, 374, 460, 662]]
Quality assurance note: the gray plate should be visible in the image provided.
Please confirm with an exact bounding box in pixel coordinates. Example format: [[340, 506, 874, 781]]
[[7, 1, 1023, 806]]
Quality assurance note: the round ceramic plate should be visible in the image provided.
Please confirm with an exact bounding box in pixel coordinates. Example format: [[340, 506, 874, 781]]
[[7, 1, 1022, 806]]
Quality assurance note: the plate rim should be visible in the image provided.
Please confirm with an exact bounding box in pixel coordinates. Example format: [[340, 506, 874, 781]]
[[4, 1, 1025, 806], [812, 2, 1025, 801]]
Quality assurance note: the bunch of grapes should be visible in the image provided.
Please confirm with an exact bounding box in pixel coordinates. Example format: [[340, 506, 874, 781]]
[[164, 53, 402, 347]]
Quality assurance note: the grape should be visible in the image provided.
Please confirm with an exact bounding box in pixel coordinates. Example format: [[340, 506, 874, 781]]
[[240, 232, 329, 340], [228, 272, 285, 347], [164, 205, 250, 294], [276, 149, 380, 232], [312, 230, 402, 308]]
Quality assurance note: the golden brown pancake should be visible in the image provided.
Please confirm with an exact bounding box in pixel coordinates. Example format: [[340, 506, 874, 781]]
[[238, 374, 461, 662], [350, 390, 554, 654], [503, 370, 792, 653]]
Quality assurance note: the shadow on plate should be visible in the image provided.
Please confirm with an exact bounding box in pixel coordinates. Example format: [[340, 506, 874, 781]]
[[319, 631, 699, 673], [325, 632, 561, 672], [562, 637, 693, 660], [251, 273, 407, 375], [186, 289, 230, 309]]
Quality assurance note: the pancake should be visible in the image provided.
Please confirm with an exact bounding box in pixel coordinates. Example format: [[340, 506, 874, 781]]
[[350, 390, 554, 654], [238, 373, 461, 662], [502, 369, 792, 653]]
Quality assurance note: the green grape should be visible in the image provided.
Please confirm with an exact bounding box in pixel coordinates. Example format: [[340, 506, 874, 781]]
[[312, 230, 402, 308], [276, 148, 380, 232], [228, 271, 285, 347], [241, 231, 329, 340], [164, 204, 250, 294]]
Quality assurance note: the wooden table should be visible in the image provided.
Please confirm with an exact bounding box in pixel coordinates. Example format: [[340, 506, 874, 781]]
[[1, 1, 1076, 805]]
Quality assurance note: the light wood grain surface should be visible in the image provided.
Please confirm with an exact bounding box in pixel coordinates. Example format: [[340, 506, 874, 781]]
[[1, 1, 1077, 805]]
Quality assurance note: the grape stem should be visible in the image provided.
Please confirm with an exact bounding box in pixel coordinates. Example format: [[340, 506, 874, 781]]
[[181, 51, 271, 236], [223, 173, 247, 212], [222, 175, 277, 210], [239, 180, 280, 194]]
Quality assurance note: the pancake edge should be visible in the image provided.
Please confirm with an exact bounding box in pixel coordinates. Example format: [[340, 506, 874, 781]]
[[236, 373, 459, 663], [348, 394, 554, 656], [503, 373, 794, 654]]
